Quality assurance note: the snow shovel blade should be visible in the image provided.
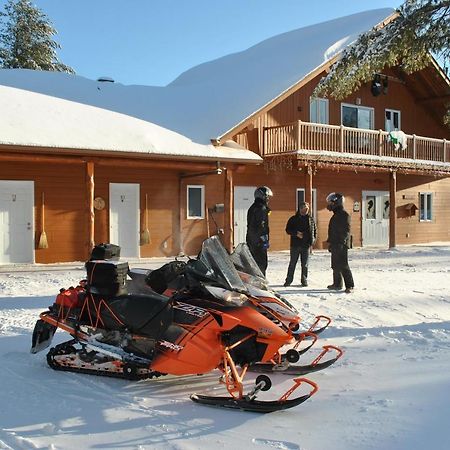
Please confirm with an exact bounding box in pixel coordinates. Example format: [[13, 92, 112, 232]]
[[30, 319, 57, 354]]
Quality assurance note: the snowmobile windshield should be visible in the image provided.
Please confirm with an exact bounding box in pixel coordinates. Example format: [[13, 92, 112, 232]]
[[230, 243, 269, 288], [197, 236, 248, 294]]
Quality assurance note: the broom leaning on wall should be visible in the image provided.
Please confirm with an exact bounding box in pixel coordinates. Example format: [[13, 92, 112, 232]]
[[38, 192, 48, 249]]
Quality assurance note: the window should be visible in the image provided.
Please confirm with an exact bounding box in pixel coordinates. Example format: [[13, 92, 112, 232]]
[[187, 185, 204, 219], [296, 188, 317, 219], [310, 97, 329, 124], [341, 104, 374, 129], [385, 109, 401, 132], [419, 192, 433, 222]]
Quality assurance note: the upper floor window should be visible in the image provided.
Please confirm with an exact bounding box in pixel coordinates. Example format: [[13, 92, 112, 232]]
[[385, 109, 401, 132], [310, 97, 329, 124], [419, 192, 433, 222], [342, 104, 374, 129], [187, 185, 204, 219]]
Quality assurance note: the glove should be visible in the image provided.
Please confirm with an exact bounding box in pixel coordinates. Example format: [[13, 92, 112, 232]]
[[260, 234, 270, 250]]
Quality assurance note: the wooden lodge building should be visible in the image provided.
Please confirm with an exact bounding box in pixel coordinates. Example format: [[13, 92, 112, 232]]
[[0, 8, 449, 264]]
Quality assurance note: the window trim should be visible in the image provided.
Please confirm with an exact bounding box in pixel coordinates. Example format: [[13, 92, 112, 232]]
[[186, 185, 205, 219], [341, 103, 375, 129], [385, 108, 401, 132], [296, 188, 317, 219], [419, 192, 433, 222], [309, 97, 329, 124]]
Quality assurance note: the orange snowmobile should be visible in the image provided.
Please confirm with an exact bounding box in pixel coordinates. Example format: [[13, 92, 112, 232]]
[[31, 237, 318, 413], [130, 237, 343, 376], [229, 242, 344, 375]]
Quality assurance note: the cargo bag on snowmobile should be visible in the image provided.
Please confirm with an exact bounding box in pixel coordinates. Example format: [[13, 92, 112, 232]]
[[86, 260, 129, 296], [90, 243, 121, 261]]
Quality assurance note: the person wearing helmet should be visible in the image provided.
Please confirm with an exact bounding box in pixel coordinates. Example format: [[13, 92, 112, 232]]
[[326, 192, 354, 293], [246, 186, 273, 275], [283, 201, 317, 287]]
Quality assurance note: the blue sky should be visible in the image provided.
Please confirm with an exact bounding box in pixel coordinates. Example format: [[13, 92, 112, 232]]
[[0, 0, 399, 86]]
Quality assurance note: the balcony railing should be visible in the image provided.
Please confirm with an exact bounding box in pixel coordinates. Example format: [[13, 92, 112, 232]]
[[262, 121, 449, 164]]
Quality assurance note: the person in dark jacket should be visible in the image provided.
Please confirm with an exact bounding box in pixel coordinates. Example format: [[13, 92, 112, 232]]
[[246, 186, 273, 276], [284, 201, 317, 287], [326, 192, 354, 293]]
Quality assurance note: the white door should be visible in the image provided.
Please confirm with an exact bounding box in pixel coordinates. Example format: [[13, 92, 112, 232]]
[[0, 180, 34, 264], [109, 183, 139, 258], [362, 191, 389, 247], [233, 186, 256, 247]]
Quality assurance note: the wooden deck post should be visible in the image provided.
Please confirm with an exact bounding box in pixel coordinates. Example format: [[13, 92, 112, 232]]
[[86, 161, 95, 254], [306, 164, 313, 207], [224, 168, 234, 252], [297, 120, 302, 150], [389, 170, 397, 249], [340, 124, 344, 152], [378, 130, 383, 156]]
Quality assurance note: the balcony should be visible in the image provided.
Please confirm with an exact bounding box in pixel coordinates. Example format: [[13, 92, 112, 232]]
[[262, 121, 450, 172]]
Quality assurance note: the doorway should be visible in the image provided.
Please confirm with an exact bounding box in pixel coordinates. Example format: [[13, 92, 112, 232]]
[[362, 191, 389, 246], [109, 183, 140, 258], [0, 180, 34, 264], [233, 186, 256, 247]]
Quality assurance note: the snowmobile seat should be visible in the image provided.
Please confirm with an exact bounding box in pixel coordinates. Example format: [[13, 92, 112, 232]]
[[96, 292, 173, 339]]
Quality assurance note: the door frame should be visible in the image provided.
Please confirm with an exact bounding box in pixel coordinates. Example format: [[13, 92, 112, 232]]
[[233, 185, 256, 247], [0, 180, 35, 264], [109, 183, 140, 258], [362, 190, 389, 247]]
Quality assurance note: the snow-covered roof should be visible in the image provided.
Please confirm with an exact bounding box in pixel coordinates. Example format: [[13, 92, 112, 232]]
[[0, 85, 261, 163], [0, 8, 394, 145]]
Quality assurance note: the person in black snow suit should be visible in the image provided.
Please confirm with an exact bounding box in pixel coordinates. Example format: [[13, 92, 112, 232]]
[[284, 201, 317, 287], [326, 192, 354, 293], [246, 186, 273, 276]]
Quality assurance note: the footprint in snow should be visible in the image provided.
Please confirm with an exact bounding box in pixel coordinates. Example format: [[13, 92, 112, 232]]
[[252, 438, 300, 450]]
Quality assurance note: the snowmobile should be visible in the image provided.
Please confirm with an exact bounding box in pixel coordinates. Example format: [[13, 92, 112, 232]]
[[31, 238, 319, 413], [129, 236, 343, 376], [229, 242, 343, 374]]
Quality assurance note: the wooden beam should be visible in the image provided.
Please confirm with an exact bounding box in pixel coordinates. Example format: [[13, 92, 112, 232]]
[[389, 171, 397, 249], [305, 164, 313, 207], [416, 94, 450, 104], [86, 161, 95, 255], [0, 152, 84, 164], [224, 168, 234, 252]]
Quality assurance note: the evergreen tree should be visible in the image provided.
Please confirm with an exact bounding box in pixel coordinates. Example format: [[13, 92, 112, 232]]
[[314, 0, 449, 124], [0, 0, 74, 73]]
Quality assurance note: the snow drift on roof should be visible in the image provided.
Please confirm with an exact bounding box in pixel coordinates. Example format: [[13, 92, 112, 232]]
[[0, 8, 394, 144], [0, 85, 261, 163]]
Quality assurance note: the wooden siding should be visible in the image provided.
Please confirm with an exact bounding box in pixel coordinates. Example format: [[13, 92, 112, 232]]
[[0, 160, 87, 263], [0, 158, 228, 263], [234, 165, 450, 250], [235, 68, 450, 154]]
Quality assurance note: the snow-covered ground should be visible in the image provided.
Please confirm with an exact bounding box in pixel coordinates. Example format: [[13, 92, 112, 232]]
[[1, 244, 449, 450]]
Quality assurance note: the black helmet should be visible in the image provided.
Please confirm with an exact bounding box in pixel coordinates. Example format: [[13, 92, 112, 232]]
[[254, 186, 273, 202], [326, 192, 344, 211]]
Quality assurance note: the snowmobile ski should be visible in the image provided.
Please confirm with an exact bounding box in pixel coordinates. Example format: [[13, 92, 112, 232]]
[[191, 377, 318, 413], [249, 345, 343, 375]]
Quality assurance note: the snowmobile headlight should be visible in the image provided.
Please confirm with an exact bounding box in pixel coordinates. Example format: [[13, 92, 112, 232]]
[[223, 291, 248, 306], [205, 285, 248, 306]]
